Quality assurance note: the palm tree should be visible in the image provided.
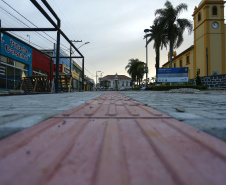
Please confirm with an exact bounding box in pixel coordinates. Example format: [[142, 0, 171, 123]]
[[155, 1, 193, 68], [144, 20, 167, 78], [125, 58, 145, 86], [137, 63, 146, 85]]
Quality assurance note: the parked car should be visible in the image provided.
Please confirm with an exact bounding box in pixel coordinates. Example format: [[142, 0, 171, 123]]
[[140, 87, 146, 91], [119, 87, 126, 91]]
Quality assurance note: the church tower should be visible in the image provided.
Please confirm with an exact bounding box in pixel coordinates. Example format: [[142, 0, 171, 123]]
[[193, 0, 226, 77]]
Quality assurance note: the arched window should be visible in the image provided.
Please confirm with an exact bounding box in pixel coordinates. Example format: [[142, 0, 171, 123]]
[[198, 12, 201, 21], [213, 6, 217, 15]]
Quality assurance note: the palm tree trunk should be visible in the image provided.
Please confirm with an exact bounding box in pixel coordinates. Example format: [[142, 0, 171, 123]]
[[155, 47, 160, 81], [169, 40, 173, 68]]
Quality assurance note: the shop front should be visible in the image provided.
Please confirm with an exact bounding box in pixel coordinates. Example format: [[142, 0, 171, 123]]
[[0, 33, 32, 90], [32, 49, 53, 82], [54, 63, 80, 91], [0, 32, 53, 91]]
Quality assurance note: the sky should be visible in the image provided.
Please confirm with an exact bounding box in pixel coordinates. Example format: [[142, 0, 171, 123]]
[[0, 0, 214, 81]]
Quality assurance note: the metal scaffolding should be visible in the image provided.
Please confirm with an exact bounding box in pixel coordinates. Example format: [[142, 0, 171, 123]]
[[0, 0, 85, 92]]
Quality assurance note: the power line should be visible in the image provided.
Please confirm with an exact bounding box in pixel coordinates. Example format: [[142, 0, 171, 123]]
[[8, 31, 47, 50], [0, 5, 56, 45], [1, 0, 95, 78], [0, 0, 70, 51], [51, 0, 81, 43], [1, 0, 56, 41]]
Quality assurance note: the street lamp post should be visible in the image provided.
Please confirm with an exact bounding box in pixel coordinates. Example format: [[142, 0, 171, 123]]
[[144, 29, 149, 88], [77, 42, 90, 91], [70, 41, 89, 91], [96, 71, 101, 89], [70, 40, 82, 74], [78, 42, 90, 49]]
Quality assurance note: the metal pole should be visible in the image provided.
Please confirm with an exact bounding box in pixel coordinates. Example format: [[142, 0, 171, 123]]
[[82, 58, 84, 91], [95, 71, 101, 89], [206, 47, 208, 76], [69, 40, 82, 74], [49, 58, 52, 88], [96, 71, 97, 89], [70, 45, 72, 74], [0, 19, 2, 62], [144, 29, 149, 88], [30, 0, 84, 58], [145, 36, 148, 87], [55, 19, 61, 93]]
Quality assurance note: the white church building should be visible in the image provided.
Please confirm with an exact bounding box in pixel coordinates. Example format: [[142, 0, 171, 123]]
[[100, 73, 131, 89]]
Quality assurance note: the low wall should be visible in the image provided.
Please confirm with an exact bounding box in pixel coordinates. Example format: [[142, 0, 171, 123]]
[[189, 74, 226, 90]]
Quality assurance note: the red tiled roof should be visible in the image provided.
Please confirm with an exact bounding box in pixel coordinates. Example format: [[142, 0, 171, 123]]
[[103, 75, 131, 80]]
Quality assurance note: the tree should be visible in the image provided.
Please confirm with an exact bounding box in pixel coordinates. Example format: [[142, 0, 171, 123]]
[[137, 63, 146, 85], [155, 1, 193, 68], [144, 20, 167, 78], [125, 58, 145, 86], [100, 80, 110, 89]]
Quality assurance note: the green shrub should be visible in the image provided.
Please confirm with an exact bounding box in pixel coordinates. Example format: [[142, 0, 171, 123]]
[[131, 86, 142, 91]]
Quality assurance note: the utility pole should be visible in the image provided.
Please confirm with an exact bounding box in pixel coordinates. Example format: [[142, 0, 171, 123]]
[[70, 40, 82, 74], [96, 71, 101, 89], [144, 29, 149, 88]]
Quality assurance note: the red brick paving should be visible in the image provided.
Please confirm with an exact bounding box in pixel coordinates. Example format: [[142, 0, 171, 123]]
[[0, 92, 226, 185]]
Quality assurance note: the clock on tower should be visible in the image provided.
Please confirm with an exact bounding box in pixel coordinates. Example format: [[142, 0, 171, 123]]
[[193, 0, 225, 76]]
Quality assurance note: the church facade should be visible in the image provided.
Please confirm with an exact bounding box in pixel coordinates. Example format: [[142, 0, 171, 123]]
[[162, 0, 226, 79], [100, 73, 131, 89]]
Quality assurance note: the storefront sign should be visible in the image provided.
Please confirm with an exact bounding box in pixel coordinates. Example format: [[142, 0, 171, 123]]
[[157, 67, 188, 82], [53, 64, 79, 80], [71, 70, 79, 80], [1, 33, 32, 65], [63, 66, 70, 74]]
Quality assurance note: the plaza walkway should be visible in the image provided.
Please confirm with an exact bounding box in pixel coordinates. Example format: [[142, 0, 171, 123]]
[[0, 92, 226, 185]]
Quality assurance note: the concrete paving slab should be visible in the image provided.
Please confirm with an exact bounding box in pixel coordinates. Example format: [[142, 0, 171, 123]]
[[0, 90, 226, 141], [120, 90, 226, 141], [0, 92, 106, 140], [183, 120, 226, 140], [168, 112, 205, 120]]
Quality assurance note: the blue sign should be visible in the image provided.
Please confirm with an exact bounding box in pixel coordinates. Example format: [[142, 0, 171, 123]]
[[157, 67, 189, 82], [1, 33, 32, 65]]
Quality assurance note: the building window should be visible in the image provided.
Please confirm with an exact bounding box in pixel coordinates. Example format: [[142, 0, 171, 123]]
[[0, 59, 28, 90], [212, 6, 217, 15], [179, 60, 182, 67], [173, 63, 176, 68], [186, 56, 189, 65], [126, 81, 128, 86], [122, 81, 124, 86], [198, 12, 201, 21]]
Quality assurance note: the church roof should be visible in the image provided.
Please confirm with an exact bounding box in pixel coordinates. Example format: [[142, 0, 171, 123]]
[[162, 45, 194, 67], [103, 75, 131, 80]]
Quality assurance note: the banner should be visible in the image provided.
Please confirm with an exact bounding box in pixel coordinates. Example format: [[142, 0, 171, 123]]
[[157, 67, 188, 82], [1, 33, 32, 65]]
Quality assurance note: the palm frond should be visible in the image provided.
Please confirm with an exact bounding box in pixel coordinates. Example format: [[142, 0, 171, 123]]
[[175, 3, 188, 15]]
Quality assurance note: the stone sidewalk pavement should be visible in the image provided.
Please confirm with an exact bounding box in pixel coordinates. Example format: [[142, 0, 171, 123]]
[[0, 90, 226, 141], [120, 90, 226, 141]]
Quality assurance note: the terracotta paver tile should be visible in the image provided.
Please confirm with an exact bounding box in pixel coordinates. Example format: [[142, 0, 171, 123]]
[[0, 92, 226, 185]]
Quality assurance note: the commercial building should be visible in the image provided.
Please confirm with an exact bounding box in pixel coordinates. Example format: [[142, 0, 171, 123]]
[[162, 0, 226, 79], [41, 49, 85, 91], [0, 32, 53, 90]]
